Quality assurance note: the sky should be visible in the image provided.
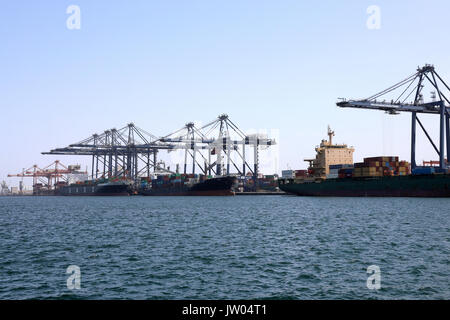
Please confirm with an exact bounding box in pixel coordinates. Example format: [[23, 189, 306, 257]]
[[1, 0, 450, 187]]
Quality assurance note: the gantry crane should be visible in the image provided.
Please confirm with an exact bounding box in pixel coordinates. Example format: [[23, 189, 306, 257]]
[[42, 123, 169, 180], [42, 115, 276, 184], [157, 114, 275, 181], [8, 160, 85, 191], [1, 181, 10, 195], [337, 64, 450, 169]]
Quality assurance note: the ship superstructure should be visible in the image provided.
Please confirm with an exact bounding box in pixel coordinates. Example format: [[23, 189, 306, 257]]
[[304, 126, 354, 177]]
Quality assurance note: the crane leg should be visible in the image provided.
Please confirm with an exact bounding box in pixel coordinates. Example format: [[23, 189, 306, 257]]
[[440, 102, 446, 169], [446, 113, 450, 166], [411, 112, 417, 169]]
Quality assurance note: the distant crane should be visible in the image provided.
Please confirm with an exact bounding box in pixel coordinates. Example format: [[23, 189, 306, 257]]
[[157, 114, 275, 183], [337, 64, 450, 170], [43, 123, 165, 180], [1, 181, 9, 195], [8, 160, 85, 191], [43, 115, 276, 187]]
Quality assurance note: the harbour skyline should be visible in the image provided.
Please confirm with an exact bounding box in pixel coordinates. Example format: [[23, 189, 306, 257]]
[[2, 0, 450, 185], [1, 1, 449, 306]]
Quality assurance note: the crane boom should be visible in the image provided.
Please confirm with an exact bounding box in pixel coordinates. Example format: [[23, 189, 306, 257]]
[[337, 100, 449, 115], [337, 64, 450, 170]]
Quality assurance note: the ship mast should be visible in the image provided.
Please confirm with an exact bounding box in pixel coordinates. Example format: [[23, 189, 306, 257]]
[[327, 125, 335, 145]]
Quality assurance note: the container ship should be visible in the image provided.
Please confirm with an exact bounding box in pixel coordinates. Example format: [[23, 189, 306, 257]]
[[279, 127, 450, 197], [138, 174, 237, 196], [237, 173, 280, 192], [56, 178, 133, 196]]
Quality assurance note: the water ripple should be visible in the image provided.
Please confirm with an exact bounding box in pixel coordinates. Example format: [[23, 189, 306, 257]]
[[0, 196, 449, 299]]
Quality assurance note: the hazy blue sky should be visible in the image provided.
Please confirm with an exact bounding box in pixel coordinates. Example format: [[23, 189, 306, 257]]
[[1, 0, 450, 186]]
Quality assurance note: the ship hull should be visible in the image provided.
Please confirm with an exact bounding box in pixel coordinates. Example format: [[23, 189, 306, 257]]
[[279, 174, 450, 197], [57, 182, 131, 196], [140, 190, 235, 196], [140, 176, 236, 196]]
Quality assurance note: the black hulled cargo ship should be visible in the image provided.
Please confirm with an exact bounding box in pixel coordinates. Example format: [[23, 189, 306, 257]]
[[279, 128, 450, 197], [57, 179, 133, 196], [279, 173, 450, 197], [139, 174, 237, 196]]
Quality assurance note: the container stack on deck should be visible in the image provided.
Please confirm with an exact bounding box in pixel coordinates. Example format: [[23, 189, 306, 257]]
[[295, 170, 308, 178], [141, 173, 215, 189], [352, 157, 410, 178], [287, 156, 412, 181], [328, 164, 353, 179], [338, 167, 354, 179], [242, 175, 279, 191]]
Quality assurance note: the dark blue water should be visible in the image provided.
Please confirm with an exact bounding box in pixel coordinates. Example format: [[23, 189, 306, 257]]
[[0, 196, 449, 299]]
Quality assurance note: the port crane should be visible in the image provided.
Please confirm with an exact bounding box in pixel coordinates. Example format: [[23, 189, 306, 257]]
[[158, 121, 215, 175], [7, 160, 82, 191], [158, 114, 276, 180], [42, 123, 172, 180], [42, 115, 276, 184], [337, 64, 450, 169], [1, 181, 10, 195]]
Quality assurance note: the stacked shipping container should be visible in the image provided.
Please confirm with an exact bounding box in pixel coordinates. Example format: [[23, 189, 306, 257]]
[[338, 168, 354, 179], [295, 170, 308, 178], [243, 175, 279, 191], [328, 164, 353, 179], [140, 173, 214, 189], [352, 156, 410, 178]]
